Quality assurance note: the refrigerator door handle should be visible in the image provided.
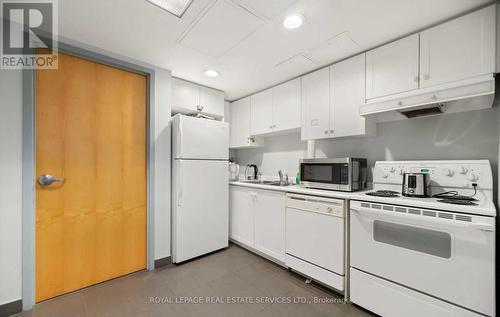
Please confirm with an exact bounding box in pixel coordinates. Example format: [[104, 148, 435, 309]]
[[178, 160, 183, 206]]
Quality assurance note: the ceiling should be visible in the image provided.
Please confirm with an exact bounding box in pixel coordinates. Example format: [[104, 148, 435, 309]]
[[57, 0, 493, 100]]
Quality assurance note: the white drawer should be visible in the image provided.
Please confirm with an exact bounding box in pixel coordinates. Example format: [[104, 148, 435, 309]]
[[350, 268, 484, 317]]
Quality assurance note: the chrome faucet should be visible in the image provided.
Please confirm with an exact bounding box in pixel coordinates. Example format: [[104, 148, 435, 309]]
[[278, 170, 289, 185]]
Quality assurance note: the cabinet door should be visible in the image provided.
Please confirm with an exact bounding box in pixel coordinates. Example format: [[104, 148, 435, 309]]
[[331, 54, 369, 137], [200, 86, 224, 117], [254, 189, 285, 262], [301, 68, 331, 140], [229, 186, 254, 247], [229, 101, 238, 148], [420, 6, 495, 88], [366, 34, 419, 99], [172, 78, 200, 112], [250, 89, 273, 135], [273, 78, 301, 132]]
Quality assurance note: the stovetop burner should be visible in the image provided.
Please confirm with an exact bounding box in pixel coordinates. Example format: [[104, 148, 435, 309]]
[[438, 199, 478, 206], [366, 190, 400, 198]]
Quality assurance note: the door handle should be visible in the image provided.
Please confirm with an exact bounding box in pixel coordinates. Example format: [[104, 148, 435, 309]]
[[38, 174, 64, 186]]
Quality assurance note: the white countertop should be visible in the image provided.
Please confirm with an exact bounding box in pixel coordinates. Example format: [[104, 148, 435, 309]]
[[229, 181, 497, 217]]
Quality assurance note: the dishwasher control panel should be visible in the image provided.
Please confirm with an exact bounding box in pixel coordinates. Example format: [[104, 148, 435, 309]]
[[286, 193, 345, 217]]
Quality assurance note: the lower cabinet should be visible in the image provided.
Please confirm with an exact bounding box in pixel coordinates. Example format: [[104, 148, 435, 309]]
[[229, 186, 285, 263]]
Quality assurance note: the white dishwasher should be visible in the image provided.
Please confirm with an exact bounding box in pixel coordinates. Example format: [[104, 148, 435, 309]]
[[285, 193, 346, 293]]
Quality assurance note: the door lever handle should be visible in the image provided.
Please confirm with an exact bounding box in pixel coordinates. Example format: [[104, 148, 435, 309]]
[[38, 174, 65, 186]]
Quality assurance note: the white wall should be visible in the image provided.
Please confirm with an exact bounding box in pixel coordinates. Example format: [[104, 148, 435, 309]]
[[236, 107, 500, 194], [0, 69, 23, 306], [0, 40, 172, 307]]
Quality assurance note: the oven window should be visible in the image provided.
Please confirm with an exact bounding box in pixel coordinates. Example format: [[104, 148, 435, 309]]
[[373, 220, 451, 258]]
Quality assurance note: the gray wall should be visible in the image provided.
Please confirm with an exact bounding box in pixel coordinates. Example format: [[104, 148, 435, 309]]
[[235, 107, 499, 195], [0, 69, 23, 306]]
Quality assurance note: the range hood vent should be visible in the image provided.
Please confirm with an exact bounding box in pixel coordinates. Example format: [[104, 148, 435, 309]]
[[399, 103, 445, 118], [360, 74, 495, 121]]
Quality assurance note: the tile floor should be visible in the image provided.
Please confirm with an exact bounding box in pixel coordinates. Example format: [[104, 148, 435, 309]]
[[14, 244, 374, 317]]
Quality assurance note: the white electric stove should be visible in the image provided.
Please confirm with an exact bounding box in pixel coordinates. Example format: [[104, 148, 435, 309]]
[[349, 160, 496, 317]]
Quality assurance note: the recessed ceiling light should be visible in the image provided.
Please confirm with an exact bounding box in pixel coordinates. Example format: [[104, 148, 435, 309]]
[[146, 0, 193, 18], [204, 69, 219, 77], [283, 14, 304, 29]]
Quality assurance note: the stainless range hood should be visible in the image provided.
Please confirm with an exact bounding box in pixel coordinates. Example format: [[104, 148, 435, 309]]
[[360, 74, 496, 121]]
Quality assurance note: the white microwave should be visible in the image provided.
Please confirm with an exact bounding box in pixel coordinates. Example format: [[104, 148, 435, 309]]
[[299, 158, 367, 192]]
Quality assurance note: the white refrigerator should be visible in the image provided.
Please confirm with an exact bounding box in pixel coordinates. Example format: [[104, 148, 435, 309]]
[[171, 114, 229, 263]]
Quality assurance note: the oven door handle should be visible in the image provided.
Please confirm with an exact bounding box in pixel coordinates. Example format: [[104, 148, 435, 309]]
[[351, 207, 495, 232]]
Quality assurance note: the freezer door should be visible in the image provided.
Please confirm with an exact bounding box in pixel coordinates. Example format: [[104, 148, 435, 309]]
[[172, 159, 229, 263], [172, 114, 229, 159]]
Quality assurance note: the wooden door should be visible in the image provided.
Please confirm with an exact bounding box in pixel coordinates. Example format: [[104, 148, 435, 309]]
[[419, 5, 495, 88], [365, 34, 419, 99], [250, 89, 273, 135], [35, 52, 147, 302], [301, 67, 330, 140]]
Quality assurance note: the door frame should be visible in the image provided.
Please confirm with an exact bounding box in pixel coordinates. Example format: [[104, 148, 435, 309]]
[[22, 42, 156, 310]]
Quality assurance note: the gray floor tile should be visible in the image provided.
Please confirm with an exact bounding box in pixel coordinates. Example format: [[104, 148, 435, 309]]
[[18, 244, 371, 317]]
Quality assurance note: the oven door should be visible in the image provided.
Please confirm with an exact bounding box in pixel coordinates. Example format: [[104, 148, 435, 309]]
[[350, 201, 495, 316]]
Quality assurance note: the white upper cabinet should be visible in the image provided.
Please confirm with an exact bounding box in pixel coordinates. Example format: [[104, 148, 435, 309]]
[[331, 54, 374, 138], [419, 5, 496, 88], [366, 34, 420, 99], [172, 78, 224, 118], [250, 89, 273, 135], [273, 78, 301, 132], [249, 79, 301, 136], [301, 67, 331, 140], [172, 78, 200, 109], [230, 97, 263, 148], [200, 86, 225, 117]]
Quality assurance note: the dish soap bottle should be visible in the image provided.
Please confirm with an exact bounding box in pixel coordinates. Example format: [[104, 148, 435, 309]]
[[295, 172, 300, 185]]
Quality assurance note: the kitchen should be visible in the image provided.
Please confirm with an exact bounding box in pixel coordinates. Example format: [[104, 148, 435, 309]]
[[0, 1, 499, 317]]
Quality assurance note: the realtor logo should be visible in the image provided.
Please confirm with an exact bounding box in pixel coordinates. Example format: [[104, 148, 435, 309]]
[[1, 0, 58, 69]]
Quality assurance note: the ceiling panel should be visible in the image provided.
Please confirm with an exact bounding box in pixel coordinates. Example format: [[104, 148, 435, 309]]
[[56, 0, 493, 100], [178, 0, 265, 57], [306, 31, 360, 65]]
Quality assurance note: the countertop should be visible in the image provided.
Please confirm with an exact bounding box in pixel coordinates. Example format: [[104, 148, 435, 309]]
[[229, 181, 497, 216]]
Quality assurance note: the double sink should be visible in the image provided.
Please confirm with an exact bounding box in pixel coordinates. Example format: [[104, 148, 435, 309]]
[[240, 179, 293, 187]]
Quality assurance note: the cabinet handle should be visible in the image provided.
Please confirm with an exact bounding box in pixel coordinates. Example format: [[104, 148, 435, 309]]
[[329, 129, 334, 134], [324, 130, 328, 135], [397, 101, 403, 106]]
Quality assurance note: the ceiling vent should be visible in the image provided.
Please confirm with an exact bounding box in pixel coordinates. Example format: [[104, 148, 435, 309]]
[[146, 0, 193, 18]]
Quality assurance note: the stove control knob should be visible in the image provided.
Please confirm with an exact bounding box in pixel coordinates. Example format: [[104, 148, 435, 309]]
[[443, 168, 454, 177], [459, 166, 468, 175], [382, 172, 389, 178], [389, 167, 396, 173], [467, 173, 479, 182]]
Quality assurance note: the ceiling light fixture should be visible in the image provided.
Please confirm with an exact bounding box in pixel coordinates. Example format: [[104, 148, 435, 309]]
[[283, 14, 304, 29], [146, 0, 193, 18], [204, 69, 219, 77]]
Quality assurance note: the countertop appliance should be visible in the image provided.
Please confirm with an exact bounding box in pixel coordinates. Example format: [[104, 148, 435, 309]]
[[172, 114, 229, 263], [228, 161, 239, 181], [285, 193, 347, 294], [299, 158, 367, 192], [350, 160, 496, 317], [402, 172, 430, 197]]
